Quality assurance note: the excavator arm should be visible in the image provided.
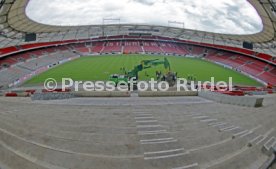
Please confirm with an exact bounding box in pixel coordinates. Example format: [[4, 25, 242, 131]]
[[127, 58, 171, 80]]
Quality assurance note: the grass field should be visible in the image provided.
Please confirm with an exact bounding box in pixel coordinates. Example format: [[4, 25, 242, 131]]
[[25, 54, 262, 86]]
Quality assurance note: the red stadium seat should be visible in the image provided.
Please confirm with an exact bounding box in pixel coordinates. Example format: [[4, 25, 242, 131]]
[[0, 37, 275, 85]]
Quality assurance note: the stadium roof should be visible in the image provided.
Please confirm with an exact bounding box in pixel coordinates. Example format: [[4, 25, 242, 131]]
[[0, 0, 276, 56]]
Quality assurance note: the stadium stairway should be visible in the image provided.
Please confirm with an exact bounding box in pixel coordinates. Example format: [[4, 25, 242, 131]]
[[0, 97, 275, 169], [0, 106, 144, 169]]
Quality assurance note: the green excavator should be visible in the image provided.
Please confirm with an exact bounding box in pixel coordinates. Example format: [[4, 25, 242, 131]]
[[109, 57, 177, 87]]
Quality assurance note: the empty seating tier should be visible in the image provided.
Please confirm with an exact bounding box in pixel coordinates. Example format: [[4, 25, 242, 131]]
[[0, 38, 276, 87]]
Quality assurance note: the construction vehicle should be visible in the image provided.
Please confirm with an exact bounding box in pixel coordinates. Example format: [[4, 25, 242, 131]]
[[109, 57, 177, 87], [109, 74, 128, 85]]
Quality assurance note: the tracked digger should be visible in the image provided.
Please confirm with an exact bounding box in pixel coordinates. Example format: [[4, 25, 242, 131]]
[[109, 58, 177, 87]]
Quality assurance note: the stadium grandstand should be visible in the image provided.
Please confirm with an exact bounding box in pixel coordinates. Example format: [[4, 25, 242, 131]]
[[0, 0, 276, 169], [0, 0, 276, 88]]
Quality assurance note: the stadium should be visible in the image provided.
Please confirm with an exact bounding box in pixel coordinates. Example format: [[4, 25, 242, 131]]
[[0, 0, 276, 169]]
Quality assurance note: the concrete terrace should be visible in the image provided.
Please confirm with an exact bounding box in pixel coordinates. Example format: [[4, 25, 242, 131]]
[[0, 95, 275, 169]]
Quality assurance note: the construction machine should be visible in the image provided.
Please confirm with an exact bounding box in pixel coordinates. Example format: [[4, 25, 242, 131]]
[[109, 57, 177, 87]]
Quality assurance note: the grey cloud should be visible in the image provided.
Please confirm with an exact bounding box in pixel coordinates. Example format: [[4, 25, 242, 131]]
[[132, 0, 156, 6]]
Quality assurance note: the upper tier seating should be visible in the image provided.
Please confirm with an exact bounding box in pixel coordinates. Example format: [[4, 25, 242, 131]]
[[1, 36, 275, 64]]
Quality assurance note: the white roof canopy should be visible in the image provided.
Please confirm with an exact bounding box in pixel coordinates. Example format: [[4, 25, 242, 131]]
[[0, 0, 276, 56]]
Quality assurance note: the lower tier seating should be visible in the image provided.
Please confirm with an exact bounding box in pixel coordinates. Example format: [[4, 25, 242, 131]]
[[0, 40, 276, 86]]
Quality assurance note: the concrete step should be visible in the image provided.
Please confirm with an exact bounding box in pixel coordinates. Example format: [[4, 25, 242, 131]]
[[0, 141, 65, 169], [205, 147, 268, 169], [183, 137, 248, 165], [0, 128, 144, 169]]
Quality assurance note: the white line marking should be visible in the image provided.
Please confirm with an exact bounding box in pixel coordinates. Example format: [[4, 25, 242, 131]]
[[219, 126, 236, 131], [240, 131, 253, 138], [135, 116, 154, 119], [193, 116, 208, 119], [138, 130, 168, 135], [141, 139, 178, 145], [250, 135, 263, 144], [233, 130, 249, 137], [240, 125, 262, 138], [133, 112, 149, 114], [251, 125, 262, 132], [138, 130, 167, 133], [208, 122, 223, 126], [137, 125, 161, 128], [188, 138, 232, 152], [144, 152, 188, 160], [224, 127, 240, 132], [186, 114, 202, 117], [172, 163, 199, 169], [136, 120, 158, 123], [212, 123, 227, 127], [139, 132, 170, 136], [135, 114, 153, 117], [141, 138, 174, 142], [272, 141, 276, 148], [200, 119, 217, 122], [135, 116, 154, 120], [256, 128, 275, 145], [144, 148, 184, 155], [264, 137, 276, 150], [256, 136, 268, 145], [265, 137, 276, 145]]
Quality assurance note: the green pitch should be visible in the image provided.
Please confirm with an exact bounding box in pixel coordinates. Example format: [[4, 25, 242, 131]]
[[24, 54, 263, 86]]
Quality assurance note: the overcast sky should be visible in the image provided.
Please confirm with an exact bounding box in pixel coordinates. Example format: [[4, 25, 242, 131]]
[[26, 0, 263, 34]]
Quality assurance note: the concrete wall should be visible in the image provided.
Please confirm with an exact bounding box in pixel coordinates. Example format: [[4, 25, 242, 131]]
[[31, 91, 131, 100], [198, 91, 264, 107], [138, 91, 198, 97], [74, 91, 131, 97], [245, 91, 268, 95], [31, 93, 75, 100]]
